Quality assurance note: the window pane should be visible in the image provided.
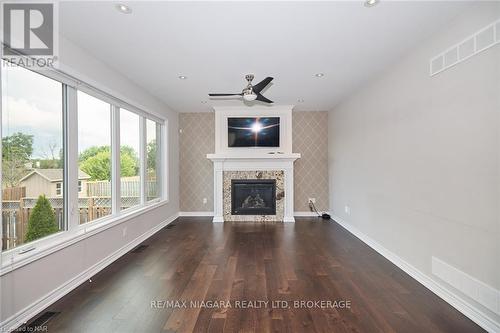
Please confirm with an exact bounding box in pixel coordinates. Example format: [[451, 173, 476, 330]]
[[119, 109, 140, 210], [1, 62, 64, 251], [77, 91, 112, 223], [146, 120, 160, 201]]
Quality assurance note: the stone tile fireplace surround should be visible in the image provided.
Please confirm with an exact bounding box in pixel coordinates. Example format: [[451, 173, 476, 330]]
[[224, 170, 284, 221], [207, 155, 300, 222]]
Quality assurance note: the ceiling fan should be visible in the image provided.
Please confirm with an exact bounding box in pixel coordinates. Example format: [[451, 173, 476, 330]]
[[209, 74, 274, 103]]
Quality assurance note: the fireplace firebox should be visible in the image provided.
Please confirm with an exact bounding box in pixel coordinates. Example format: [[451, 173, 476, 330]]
[[231, 179, 276, 215]]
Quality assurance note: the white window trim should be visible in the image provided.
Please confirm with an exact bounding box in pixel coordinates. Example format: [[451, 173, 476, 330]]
[[111, 105, 120, 215], [162, 120, 169, 203], [139, 116, 146, 206], [0, 60, 170, 271]]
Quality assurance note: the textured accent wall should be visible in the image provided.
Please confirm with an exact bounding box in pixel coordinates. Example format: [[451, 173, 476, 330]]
[[179, 112, 215, 211], [292, 111, 329, 211], [179, 111, 329, 212]]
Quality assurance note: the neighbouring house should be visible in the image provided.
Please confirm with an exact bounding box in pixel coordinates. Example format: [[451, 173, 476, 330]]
[[19, 169, 91, 198]]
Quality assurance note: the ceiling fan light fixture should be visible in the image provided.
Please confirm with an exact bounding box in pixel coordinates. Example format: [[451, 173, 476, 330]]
[[209, 75, 273, 104], [243, 93, 257, 101]]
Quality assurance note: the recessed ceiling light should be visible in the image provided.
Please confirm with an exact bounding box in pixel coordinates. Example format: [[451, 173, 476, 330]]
[[364, 0, 379, 8], [315, 73, 325, 78], [115, 3, 132, 14], [178, 75, 187, 80]]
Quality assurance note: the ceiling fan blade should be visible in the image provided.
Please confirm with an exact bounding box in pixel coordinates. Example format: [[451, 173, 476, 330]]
[[252, 77, 273, 94], [255, 94, 273, 104], [208, 93, 243, 96]]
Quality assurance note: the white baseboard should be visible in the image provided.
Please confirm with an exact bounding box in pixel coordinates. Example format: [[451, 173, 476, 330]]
[[0, 212, 179, 332], [179, 211, 214, 216], [432, 256, 500, 316], [294, 211, 322, 217], [331, 214, 500, 333], [179, 211, 324, 217]]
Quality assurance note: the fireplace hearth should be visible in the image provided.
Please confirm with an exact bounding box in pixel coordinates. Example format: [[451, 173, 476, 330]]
[[231, 179, 276, 215]]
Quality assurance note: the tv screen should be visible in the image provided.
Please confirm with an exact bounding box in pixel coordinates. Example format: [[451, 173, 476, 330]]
[[228, 117, 280, 147]]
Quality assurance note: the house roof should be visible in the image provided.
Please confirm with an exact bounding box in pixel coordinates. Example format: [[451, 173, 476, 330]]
[[19, 169, 91, 183]]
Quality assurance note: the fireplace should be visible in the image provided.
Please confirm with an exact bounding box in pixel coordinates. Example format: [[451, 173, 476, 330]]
[[231, 179, 276, 215]]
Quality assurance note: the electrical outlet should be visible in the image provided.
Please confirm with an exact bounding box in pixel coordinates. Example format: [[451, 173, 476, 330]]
[[203, 198, 207, 204], [345, 206, 351, 216], [122, 227, 127, 237], [308, 198, 316, 204]]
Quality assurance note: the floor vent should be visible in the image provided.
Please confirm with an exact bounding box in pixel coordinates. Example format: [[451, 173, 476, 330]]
[[20, 311, 60, 330], [165, 224, 176, 229], [131, 244, 149, 253]]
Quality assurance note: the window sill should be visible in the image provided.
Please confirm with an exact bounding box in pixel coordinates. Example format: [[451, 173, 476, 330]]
[[0, 199, 170, 276]]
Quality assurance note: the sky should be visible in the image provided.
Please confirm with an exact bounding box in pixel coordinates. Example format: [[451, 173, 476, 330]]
[[1, 63, 144, 160]]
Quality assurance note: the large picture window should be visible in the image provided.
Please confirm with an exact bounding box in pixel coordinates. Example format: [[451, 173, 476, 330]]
[[119, 109, 141, 211], [1, 62, 166, 256], [1, 63, 64, 250], [77, 91, 112, 223]]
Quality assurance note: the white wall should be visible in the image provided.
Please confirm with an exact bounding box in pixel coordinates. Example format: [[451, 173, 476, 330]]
[[0, 35, 180, 327], [329, 1, 499, 329]]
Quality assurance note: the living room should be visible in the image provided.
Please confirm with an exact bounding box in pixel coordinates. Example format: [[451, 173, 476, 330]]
[[0, 1, 499, 332]]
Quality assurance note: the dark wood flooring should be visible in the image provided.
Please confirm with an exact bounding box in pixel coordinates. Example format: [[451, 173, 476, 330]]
[[39, 217, 483, 332]]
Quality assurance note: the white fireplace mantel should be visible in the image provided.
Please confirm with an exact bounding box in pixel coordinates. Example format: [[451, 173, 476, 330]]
[[207, 153, 300, 223]]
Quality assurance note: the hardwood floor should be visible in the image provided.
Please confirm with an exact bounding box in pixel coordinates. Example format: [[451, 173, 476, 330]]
[[40, 217, 483, 332]]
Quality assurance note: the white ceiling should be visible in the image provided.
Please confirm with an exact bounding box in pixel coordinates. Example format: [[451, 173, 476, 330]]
[[60, 1, 472, 113]]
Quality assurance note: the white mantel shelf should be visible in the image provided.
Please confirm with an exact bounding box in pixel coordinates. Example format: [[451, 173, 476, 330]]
[[207, 153, 301, 162]]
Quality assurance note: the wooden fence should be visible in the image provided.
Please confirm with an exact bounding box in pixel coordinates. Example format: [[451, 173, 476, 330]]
[[87, 180, 158, 197], [1, 196, 141, 250], [2, 186, 26, 200]]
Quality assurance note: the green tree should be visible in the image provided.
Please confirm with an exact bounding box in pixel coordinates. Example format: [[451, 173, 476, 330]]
[[25, 195, 59, 242], [79, 146, 139, 180], [2, 132, 34, 159], [2, 132, 34, 187], [147, 139, 157, 171], [78, 145, 109, 162]]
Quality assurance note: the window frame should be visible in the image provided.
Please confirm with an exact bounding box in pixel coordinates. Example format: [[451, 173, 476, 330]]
[[0, 60, 169, 273]]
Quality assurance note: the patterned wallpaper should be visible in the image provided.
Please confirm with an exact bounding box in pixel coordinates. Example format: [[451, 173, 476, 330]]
[[179, 113, 215, 212], [179, 111, 329, 212], [292, 111, 329, 211]]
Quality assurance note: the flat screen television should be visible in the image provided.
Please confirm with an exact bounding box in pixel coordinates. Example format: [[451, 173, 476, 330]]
[[228, 117, 280, 147]]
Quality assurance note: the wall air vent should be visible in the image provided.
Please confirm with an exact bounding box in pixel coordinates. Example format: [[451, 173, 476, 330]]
[[430, 18, 500, 76], [18, 311, 60, 330]]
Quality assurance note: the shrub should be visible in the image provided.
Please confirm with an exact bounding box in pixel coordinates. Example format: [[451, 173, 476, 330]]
[[25, 195, 59, 242]]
